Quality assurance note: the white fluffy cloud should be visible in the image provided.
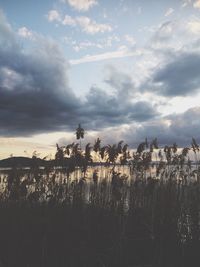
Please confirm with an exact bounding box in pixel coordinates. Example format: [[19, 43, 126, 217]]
[[187, 19, 200, 34], [47, 11, 112, 34], [64, 35, 120, 52], [150, 17, 200, 52], [17, 27, 33, 39], [47, 10, 61, 22], [76, 16, 112, 34], [62, 15, 77, 26], [67, 0, 98, 11]]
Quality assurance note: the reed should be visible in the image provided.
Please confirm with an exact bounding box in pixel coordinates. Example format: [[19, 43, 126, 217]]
[[0, 138, 199, 267]]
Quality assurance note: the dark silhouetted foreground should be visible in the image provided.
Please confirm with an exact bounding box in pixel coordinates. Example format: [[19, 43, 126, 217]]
[[0, 138, 199, 267]]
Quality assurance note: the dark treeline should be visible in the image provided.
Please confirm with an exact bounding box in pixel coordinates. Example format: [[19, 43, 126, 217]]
[[0, 137, 199, 267]]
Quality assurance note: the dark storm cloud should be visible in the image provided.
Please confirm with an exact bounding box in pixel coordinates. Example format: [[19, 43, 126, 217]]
[[151, 52, 200, 96], [80, 87, 159, 130], [122, 107, 200, 147], [0, 10, 80, 136], [139, 18, 200, 97], [0, 10, 158, 136], [58, 106, 200, 148]]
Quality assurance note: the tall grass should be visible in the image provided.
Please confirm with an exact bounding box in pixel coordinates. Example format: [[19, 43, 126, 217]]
[[0, 138, 199, 267]]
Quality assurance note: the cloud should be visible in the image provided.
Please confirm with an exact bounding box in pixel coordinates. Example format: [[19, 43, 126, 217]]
[[76, 16, 112, 34], [104, 65, 136, 98], [69, 46, 142, 64], [182, 0, 192, 8], [124, 107, 200, 147], [72, 40, 97, 51], [47, 11, 112, 34], [47, 10, 62, 22], [144, 52, 200, 97], [140, 17, 200, 98], [64, 35, 120, 52], [124, 34, 136, 46], [3, 6, 200, 145], [79, 86, 159, 130], [0, 10, 79, 136], [193, 0, 200, 9], [66, 0, 98, 11], [17, 27, 33, 39], [187, 19, 200, 34], [0, 10, 17, 49], [151, 21, 179, 48], [62, 15, 77, 26], [164, 8, 174, 17], [150, 18, 200, 51], [79, 65, 159, 130], [58, 106, 200, 147], [0, 10, 159, 137]]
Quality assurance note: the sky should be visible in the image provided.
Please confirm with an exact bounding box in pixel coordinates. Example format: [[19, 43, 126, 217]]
[[0, 0, 200, 158]]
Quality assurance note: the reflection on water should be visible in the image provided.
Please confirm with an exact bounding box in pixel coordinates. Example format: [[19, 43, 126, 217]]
[[0, 165, 132, 181], [0, 165, 133, 206]]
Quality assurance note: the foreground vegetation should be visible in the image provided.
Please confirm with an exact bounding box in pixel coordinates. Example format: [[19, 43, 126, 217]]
[[0, 137, 199, 267]]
